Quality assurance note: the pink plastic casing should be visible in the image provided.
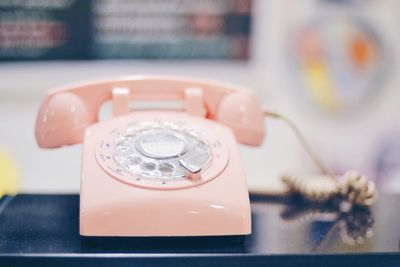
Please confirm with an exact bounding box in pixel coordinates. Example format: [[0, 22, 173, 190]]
[[80, 111, 251, 236], [35, 76, 265, 148]]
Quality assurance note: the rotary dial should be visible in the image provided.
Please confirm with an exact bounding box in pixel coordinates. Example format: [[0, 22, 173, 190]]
[[96, 120, 229, 189]]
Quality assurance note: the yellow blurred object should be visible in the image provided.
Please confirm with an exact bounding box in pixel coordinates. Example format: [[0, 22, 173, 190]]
[[0, 149, 19, 197], [302, 60, 341, 113]]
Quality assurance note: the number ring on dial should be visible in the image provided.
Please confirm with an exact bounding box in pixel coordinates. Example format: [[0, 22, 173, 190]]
[[95, 120, 229, 189]]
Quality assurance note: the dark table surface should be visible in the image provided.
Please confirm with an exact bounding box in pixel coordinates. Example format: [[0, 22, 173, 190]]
[[0, 194, 399, 267]]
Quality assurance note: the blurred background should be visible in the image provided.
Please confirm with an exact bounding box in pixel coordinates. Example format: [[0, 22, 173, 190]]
[[0, 0, 399, 194]]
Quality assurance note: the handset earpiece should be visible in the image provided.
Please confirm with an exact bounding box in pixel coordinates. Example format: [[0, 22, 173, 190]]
[[216, 91, 265, 146], [35, 92, 94, 148]]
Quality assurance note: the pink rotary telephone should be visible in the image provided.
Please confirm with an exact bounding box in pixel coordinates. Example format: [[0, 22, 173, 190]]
[[35, 76, 265, 237]]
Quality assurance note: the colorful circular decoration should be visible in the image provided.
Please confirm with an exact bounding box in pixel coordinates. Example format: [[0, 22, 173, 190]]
[[290, 17, 386, 114]]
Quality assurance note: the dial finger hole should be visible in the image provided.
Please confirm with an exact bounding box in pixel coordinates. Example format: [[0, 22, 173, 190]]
[[140, 162, 156, 171], [159, 162, 175, 174], [127, 155, 142, 165], [115, 136, 130, 146], [115, 146, 132, 156]]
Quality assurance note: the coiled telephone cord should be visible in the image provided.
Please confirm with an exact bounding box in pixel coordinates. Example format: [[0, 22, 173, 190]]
[[259, 111, 377, 207]]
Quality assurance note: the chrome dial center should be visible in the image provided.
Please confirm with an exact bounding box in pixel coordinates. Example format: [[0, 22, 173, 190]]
[[136, 130, 187, 159]]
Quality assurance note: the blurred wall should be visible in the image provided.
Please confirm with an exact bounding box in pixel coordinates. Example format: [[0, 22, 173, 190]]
[[0, 0, 399, 193]]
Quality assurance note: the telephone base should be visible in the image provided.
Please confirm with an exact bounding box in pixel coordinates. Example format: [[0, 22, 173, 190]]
[[79, 112, 251, 237]]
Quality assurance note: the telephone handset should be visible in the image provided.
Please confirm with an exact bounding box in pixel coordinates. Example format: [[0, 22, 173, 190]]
[[35, 76, 265, 148], [35, 76, 265, 236]]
